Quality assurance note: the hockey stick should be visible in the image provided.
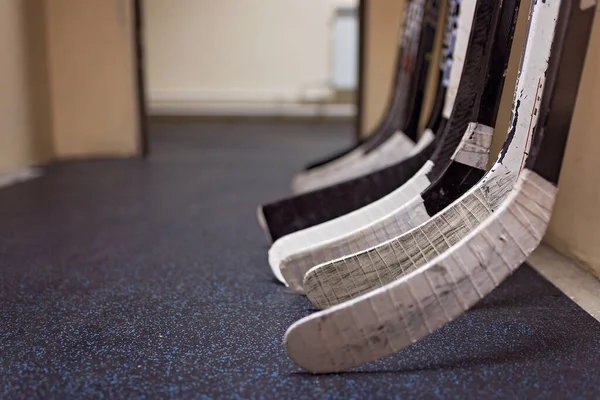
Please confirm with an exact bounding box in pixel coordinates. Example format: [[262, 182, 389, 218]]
[[284, 0, 596, 373], [257, 0, 480, 242], [291, 0, 440, 194], [277, 0, 518, 292], [300, 0, 431, 173], [267, 0, 464, 283], [299, 0, 553, 308]]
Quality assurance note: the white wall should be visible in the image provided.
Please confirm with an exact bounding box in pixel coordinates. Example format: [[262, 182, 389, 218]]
[[332, 10, 358, 89], [143, 0, 357, 114]]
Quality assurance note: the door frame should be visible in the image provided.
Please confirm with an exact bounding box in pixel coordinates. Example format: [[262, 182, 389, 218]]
[[133, 0, 149, 157]]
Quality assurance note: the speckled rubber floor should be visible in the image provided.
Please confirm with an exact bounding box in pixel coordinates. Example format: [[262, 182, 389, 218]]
[[1, 121, 599, 399]]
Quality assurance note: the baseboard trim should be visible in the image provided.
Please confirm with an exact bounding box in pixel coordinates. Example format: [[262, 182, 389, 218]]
[[0, 168, 43, 190], [529, 243, 600, 322], [148, 102, 356, 118], [148, 87, 335, 104]]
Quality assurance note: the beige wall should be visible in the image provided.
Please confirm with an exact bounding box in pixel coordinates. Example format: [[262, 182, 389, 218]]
[[44, 0, 140, 158], [144, 0, 357, 111], [360, 0, 406, 137], [0, 0, 53, 175], [545, 10, 600, 279], [1, 0, 140, 173]]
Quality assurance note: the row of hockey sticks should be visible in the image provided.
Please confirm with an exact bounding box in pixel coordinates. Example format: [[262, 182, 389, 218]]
[[257, 0, 597, 373]]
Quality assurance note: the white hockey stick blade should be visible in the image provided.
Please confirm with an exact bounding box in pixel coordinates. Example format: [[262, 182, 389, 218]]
[[284, 169, 555, 373], [291, 132, 417, 194], [281, 123, 493, 293]]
